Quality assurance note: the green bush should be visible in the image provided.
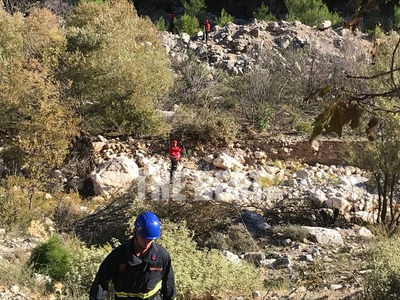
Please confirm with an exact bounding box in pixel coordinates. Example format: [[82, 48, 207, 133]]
[[174, 13, 200, 36], [294, 120, 313, 135], [0, 8, 78, 180], [173, 106, 239, 145], [64, 243, 113, 294], [255, 102, 275, 131], [28, 234, 73, 281], [232, 68, 277, 131], [182, 0, 206, 19], [158, 221, 263, 299], [365, 237, 400, 299], [0, 177, 56, 230], [393, 5, 400, 30], [253, 3, 277, 21], [273, 224, 309, 242], [284, 0, 342, 27], [170, 55, 220, 105], [63, 0, 173, 136], [216, 8, 234, 27], [155, 16, 167, 31], [0, 262, 47, 297]]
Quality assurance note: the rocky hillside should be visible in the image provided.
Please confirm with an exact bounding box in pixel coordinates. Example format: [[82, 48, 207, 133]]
[[161, 19, 374, 76], [0, 20, 383, 300]]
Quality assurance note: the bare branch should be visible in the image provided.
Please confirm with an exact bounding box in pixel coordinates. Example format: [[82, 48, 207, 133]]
[[346, 66, 400, 80], [349, 89, 400, 101], [390, 38, 400, 88]]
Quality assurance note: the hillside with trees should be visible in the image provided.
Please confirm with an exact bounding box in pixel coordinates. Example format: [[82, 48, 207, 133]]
[[0, 0, 400, 299]]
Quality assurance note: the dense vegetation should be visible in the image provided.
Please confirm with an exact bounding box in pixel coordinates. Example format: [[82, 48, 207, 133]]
[[1, 0, 400, 299]]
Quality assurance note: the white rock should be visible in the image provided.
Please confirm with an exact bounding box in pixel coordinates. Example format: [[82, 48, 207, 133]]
[[357, 226, 374, 238], [90, 156, 139, 196], [302, 226, 344, 245]]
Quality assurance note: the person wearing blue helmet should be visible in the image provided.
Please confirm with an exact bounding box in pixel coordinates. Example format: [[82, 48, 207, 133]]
[[89, 211, 176, 300]]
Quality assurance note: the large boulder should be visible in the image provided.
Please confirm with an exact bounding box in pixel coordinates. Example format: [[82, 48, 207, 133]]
[[302, 226, 344, 245], [213, 152, 244, 170], [90, 156, 139, 196]]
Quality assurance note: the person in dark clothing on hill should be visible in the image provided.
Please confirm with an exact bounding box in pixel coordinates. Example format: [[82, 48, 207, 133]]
[[168, 11, 175, 33], [89, 211, 176, 300]]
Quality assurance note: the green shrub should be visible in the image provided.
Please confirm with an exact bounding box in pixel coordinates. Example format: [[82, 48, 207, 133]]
[[174, 13, 200, 35], [202, 224, 258, 254], [158, 221, 263, 299], [253, 3, 277, 21], [365, 237, 400, 299], [174, 106, 239, 145], [171, 55, 214, 104], [64, 243, 113, 294], [216, 8, 234, 27], [0, 262, 47, 297], [348, 102, 400, 226], [28, 234, 73, 281], [255, 102, 275, 131], [294, 120, 313, 135], [259, 175, 282, 188], [284, 0, 342, 27], [182, 0, 206, 19], [0, 177, 56, 230], [394, 5, 400, 30], [232, 68, 277, 132], [273, 224, 309, 242], [264, 276, 291, 291], [155, 16, 167, 31]]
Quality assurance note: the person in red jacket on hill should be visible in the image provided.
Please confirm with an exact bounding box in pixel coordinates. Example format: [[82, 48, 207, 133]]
[[204, 18, 211, 43], [169, 139, 183, 179]]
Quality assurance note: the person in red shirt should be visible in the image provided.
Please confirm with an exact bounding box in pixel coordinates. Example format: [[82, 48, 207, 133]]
[[204, 18, 211, 43], [169, 139, 183, 179]]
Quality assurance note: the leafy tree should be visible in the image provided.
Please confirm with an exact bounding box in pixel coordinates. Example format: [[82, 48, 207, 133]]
[[311, 31, 400, 230], [62, 0, 173, 136], [394, 5, 400, 30], [0, 7, 78, 180], [253, 2, 277, 21], [285, 0, 343, 27], [350, 108, 400, 228], [216, 8, 234, 27], [174, 13, 200, 35], [310, 32, 400, 141], [181, 0, 206, 19]]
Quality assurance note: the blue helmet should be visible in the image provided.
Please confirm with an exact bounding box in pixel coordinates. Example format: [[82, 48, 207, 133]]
[[134, 211, 161, 239]]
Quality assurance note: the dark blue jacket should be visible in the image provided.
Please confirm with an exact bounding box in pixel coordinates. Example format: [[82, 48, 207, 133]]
[[89, 238, 176, 300]]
